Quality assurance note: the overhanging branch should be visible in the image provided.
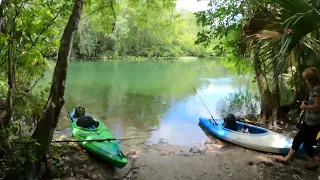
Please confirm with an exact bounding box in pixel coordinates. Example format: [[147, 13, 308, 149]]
[[80, 0, 117, 33], [22, 1, 73, 56], [110, 0, 116, 33], [80, 5, 110, 20]]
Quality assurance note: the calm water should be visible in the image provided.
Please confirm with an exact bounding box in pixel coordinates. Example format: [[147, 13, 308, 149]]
[[38, 58, 258, 146]]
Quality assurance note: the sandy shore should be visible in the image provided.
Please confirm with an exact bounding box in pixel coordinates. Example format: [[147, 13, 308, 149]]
[[45, 136, 320, 180]]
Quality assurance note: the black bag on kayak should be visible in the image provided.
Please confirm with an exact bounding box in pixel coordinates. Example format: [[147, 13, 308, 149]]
[[77, 116, 96, 128], [223, 114, 238, 131]]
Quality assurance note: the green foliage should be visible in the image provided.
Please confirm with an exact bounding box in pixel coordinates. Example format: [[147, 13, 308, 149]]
[[13, 90, 48, 126], [217, 89, 260, 117], [0, 0, 64, 133], [220, 54, 252, 74], [0, 125, 40, 172], [0, 0, 72, 96], [268, 0, 320, 76], [194, 1, 242, 46], [194, 3, 252, 74], [279, 81, 294, 104], [72, 0, 210, 58], [194, 0, 320, 122], [0, 0, 70, 173]]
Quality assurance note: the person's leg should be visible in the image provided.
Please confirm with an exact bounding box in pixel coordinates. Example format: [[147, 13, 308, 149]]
[[302, 124, 320, 170], [275, 123, 307, 163], [288, 123, 309, 160], [283, 149, 296, 161]]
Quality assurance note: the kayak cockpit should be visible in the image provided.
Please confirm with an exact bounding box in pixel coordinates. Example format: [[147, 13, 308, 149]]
[[222, 121, 268, 134], [236, 122, 268, 134], [75, 116, 100, 130]]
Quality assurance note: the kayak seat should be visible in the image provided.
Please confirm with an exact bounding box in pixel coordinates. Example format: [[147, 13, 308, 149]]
[[88, 121, 100, 130], [236, 122, 267, 134]]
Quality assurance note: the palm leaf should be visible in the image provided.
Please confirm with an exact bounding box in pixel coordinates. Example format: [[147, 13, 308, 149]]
[[239, 0, 320, 78], [269, 0, 320, 76], [301, 37, 320, 54]]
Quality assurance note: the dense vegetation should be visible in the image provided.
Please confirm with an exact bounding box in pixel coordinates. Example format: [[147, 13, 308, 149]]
[[0, 0, 211, 178], [195, 0, 320, 125], [70, 1, 211, 59]]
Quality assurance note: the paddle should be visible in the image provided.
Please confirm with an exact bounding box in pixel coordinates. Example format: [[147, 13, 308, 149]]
[[52, 135, 147, 143]]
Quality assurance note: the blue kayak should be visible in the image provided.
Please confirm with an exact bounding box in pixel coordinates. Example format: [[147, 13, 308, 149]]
[[199, 117, 307, 156]]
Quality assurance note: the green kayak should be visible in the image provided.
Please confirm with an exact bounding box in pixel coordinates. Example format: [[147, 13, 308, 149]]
[[69, 108, 128, 168]]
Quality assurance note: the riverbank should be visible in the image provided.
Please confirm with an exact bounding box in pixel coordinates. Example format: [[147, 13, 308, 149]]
[[45, 135, 320, 180], [56, 56, 210, 62]]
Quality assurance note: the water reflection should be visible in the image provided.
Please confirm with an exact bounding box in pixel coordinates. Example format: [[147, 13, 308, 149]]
[[36, 59, 258, 146], [147, 77, 241, 145]]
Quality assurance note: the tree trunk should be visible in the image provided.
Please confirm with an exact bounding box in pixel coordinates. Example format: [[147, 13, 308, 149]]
[[272, 75, 280, 106], [1, 9, 17, 125], [32, 0, 84, 164], [272, 54, 281, 105], [251, 46, 278, 125], [4, 0, 84, 179]]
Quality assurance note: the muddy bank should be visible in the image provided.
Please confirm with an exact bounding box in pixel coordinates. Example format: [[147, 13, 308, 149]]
[[44, 137, 320, 180]]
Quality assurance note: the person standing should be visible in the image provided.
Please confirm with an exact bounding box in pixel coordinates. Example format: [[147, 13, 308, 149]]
[[275, 67, 320, 170]]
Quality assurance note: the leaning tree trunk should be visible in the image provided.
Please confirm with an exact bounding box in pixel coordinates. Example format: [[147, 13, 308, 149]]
[[4, 0, 84, 179], [32, 0, 84, 170], [252, 46, 279, 125]]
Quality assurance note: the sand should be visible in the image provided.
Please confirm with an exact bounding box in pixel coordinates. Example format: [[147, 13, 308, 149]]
[[44, 136, 320, 180]]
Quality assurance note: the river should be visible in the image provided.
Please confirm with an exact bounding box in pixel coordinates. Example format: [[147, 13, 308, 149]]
[[37, 58, 258, 146]]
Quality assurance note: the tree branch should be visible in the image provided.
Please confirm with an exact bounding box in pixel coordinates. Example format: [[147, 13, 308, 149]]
[[110, 0, 116, 33], [26, 74, 45, 93], [25, 33, 47, 58], [169, 0, 174, 22], [22, 1, 72, 56], [79, 1, 116, 33], [80, 5, 110, 20]]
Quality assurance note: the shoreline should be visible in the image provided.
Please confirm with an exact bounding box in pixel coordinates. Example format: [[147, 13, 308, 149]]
[[45, 134, 320, 180], [46, 56, 217, 62]]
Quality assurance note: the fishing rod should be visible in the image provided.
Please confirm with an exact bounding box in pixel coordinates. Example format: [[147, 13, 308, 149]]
[[64, 104, 73, 122], [184, 75, 218, 125], [52, 136, 147, 143], [296, 91, 310, 129], [64, 104, 70, 116]]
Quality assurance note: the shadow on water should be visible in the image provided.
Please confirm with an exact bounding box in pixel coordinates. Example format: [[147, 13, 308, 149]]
[[37, 58, 258, 147]]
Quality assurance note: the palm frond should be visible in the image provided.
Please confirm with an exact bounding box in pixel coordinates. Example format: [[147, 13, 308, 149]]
[[267, 0, 320, 77], [301, 37, 320, 54], [239, 0, 320, 78]]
